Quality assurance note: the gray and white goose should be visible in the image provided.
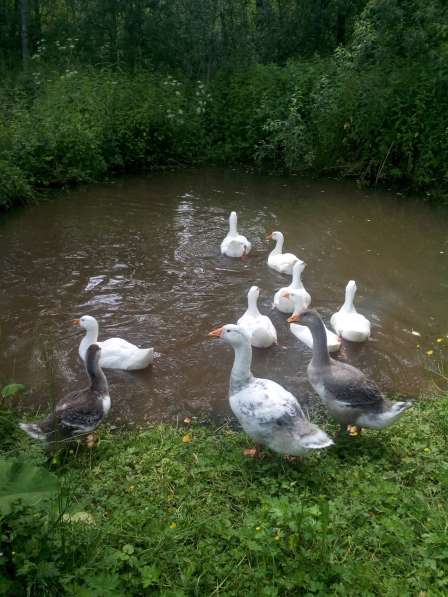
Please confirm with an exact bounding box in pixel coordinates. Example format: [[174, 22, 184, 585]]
[[295, 309, 412, 435], [19, 344, 111, 443], [209, 323, 333, 457]]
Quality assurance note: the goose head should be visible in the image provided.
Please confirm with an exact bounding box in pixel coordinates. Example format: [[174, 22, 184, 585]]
[[292, 260, 306, 275], [266, 230, 284, 243], [86, 342, 101, 357], [73, 315, 99, 333], [281, 290, 306, 319], [346, 280, 357, 299], [208, 324, 250, 347], [85, 343, 101, 366], [287, 308, 321, 327]]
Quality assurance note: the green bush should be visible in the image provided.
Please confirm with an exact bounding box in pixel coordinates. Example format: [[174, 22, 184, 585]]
[[0, 69, 210, 209]]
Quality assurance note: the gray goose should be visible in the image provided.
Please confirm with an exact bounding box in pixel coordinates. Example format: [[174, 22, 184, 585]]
[[20, 344, 110, 443], [291, 309, 412, 435]]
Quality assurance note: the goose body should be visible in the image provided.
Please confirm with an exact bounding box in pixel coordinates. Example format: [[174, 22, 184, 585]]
[[20, 345, 110, 442], [75, 315, 153, 370], [237, 286, 277, 348], [220, 211, 251, 258], [274, 261, 310, 314], [331, 281, 371, 342], [208, 324, 333, 456], [298, 310, 412, 432], [274, 259, 311, 313], [267, 231, 299, 275]]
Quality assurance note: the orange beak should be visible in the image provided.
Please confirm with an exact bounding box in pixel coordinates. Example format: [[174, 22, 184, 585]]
[[287, 314, 300, 323], [208, 326, 224, 338], [266, 233, 273, 240], [72, 319, 80, 326]]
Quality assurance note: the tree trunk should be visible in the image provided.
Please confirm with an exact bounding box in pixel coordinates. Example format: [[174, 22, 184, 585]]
[[20, 0, 29, 68]]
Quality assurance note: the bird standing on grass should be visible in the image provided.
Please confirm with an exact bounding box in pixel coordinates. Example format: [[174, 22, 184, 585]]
[[294, 309, 412, 436], [19, 344, 111, 443], [209, 323, 333, 458]]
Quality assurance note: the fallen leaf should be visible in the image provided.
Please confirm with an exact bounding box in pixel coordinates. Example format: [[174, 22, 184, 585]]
[[182, 433, 192, 444], [183, 417, 192, 424]]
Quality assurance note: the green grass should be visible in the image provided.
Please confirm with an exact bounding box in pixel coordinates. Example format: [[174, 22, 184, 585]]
[[1, 396, 448, 595]]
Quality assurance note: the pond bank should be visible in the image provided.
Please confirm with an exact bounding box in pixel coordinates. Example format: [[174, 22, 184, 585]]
[[2, 395, 447, 595], [2, 60, 448, 212]]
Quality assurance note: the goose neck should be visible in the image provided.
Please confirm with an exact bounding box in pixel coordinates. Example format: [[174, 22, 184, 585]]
[[270, 234, 284, 256], [80, 327, 99, 359], [291, 267, 304, 290], [247, 292, 260, 316], [308, 318, 331, 367], [230, 342, 253, 386], [229, 213, 238, 236], [342, 288, 356, 313], [86, 355, 108, 394]]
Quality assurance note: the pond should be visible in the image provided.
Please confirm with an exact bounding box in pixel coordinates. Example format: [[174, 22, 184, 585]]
[[1, 168, 447, 426]]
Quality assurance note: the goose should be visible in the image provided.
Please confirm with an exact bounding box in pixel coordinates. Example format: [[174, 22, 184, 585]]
[[19, 344, 111, 442], [274, 261, 310, 314], [296, 309, 412, 435], [237, 286, 277, 348], [208, 323, 333, 457], [285, 291, 341, 353], [74, 315, 153, 370], [331, 280, 371, 342], [266, 231, 300, 275], [220, 211, 251, 258]]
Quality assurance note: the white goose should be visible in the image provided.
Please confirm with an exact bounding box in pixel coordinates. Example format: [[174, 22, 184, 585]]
[[330, 280, 371, 342], [237, 286, 277, 348], [208, 323, 333, 457], [220, 211, 251, 258], [285, 291, 341, 353], [274, 261, 310, 313], [266, 231, 299, 274], [74, 315, 154, 370]]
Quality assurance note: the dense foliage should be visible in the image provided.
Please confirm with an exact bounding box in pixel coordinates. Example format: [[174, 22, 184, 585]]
[[1, 0, 367, 74], [1, 397, 448, 595], [1, 0, 447, 209]]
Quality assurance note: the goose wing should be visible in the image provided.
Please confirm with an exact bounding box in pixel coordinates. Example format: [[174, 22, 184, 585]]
[[326, 361, 383, 411]]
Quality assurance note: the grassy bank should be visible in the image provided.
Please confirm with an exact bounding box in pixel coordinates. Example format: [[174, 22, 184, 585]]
[[1, 395, 447, 595]]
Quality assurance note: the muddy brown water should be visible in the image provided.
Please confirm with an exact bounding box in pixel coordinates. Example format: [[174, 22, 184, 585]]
[[1, 168, 447, 426]]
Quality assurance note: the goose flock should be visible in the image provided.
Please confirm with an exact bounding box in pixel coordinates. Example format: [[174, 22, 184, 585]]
[[20, 209, 412, 458]]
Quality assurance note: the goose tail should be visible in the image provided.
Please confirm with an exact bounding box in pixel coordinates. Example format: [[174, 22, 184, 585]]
[[136, 347, 154, 369], [391, 400, 413, 416], [19, 422, 48, 442], [302, 427, 334, 450]]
